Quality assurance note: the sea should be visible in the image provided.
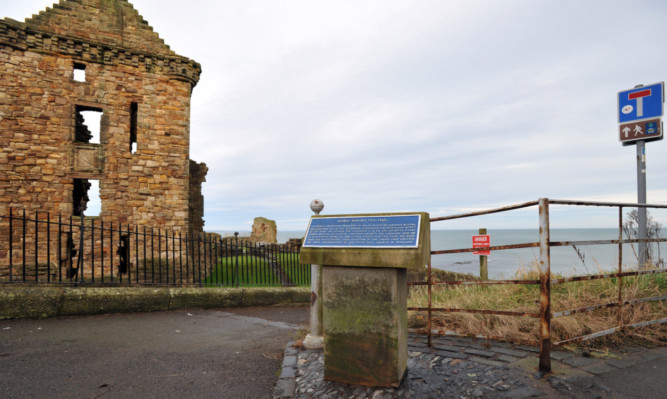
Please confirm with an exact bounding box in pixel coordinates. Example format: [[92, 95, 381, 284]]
[[217, 229, 662, 279]]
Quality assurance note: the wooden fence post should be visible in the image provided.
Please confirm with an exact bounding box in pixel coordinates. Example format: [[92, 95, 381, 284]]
[[479, 228, 488, 280], [538, 198, 552, 373]]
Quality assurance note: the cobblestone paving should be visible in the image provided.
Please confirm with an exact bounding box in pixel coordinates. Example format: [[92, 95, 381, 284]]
[[275, 333, 666, 398]]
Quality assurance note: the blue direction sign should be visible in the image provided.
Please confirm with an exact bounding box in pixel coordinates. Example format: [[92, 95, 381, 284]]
[[618, 82, 664, 123]]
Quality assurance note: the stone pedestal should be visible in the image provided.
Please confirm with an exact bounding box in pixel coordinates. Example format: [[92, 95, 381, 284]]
[[323, 266, 407, 387], [304, 263, 324, 349], [300, 212, 429, 388]]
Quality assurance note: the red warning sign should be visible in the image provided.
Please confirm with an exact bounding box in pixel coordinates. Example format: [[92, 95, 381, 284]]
[[472, 235, 490, 256]]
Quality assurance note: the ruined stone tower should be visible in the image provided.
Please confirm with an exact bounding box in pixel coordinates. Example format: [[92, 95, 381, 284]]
[[0, 0, 206, 232]]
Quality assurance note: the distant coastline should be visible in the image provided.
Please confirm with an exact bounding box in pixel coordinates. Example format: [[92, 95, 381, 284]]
[[212, 228, 662, 279]]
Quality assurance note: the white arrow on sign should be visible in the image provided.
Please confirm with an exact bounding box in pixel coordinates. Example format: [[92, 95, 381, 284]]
[[622, 126, 631, 138]]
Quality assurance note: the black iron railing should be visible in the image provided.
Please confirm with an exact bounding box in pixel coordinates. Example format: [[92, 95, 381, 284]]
[[0, 209, 309, 287]]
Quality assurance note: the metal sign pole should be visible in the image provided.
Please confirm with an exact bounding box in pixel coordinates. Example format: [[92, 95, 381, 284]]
[[636, 140, 647, 269]]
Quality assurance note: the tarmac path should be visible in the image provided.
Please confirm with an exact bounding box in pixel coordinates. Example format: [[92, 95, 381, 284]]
[[2, 306, 665, 399], [0, 306, 309, 399]]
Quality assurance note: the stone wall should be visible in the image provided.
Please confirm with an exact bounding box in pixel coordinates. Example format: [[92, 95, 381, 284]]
[[0, 0, 202, 234], [188, 160, 208, 233]]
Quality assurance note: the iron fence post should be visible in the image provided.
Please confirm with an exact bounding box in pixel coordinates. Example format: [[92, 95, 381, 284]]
[[197, 233, 202, 286], [158, 228, 162, 284], [68, 216, 73, 281], [47, 213, 51, 283], [57, 214, 62, 283], [143, 226, 147, 284], [77, 214, 84, 283], [22, 209, 26, 281], [118, 225, 123, 284], [538, 198, 552, 373], [150, 227, 155, 284], [34, 211, 38, 282], [234, 232, 239, 288], [8, 208, 13, 282], [185, 231, 190, 284], [171, 231, 176, 285], [109, 222, 114, 283], [127, 224, 132, 285], [178, 232, 183, 286], [91, 219, 95, 282], [165, 229, 169, 285], [100, 220, 104, 283], [136, 226, 140, 284]]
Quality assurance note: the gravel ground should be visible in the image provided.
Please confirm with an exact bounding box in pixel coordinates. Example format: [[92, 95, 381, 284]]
[[276, 333, 667, 399]]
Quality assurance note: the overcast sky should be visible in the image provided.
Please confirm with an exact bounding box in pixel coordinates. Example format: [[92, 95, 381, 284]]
[[5, 0, 667, 233]]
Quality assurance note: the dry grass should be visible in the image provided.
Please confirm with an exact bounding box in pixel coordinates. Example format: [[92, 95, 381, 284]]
[[408, 263, 667, 349]]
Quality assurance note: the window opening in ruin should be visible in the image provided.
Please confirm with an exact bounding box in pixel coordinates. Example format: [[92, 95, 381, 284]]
[[117, 235, 130, 274], [88, 180, 101, 215], [62, 232, 79, 279], [73, 63, 86, 82], [73, 178, 101, 217], [130, 102, 138, 153], [75, 106, 102, 144]]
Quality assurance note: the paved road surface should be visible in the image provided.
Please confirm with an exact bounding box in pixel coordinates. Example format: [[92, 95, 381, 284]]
[[2, 306, 665, 399], [0, 306, 309, 399]]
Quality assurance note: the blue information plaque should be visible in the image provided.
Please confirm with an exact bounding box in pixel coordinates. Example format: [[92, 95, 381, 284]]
[[303, 215, 421, 248]]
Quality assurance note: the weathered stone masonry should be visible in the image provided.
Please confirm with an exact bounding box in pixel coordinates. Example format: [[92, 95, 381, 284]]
[[0, 0, 206, 233], [188, 160, 207, 234]]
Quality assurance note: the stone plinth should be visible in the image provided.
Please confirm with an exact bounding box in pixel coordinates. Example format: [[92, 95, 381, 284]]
[[323, 265, 407, 387], [300, 212, 430, 388]]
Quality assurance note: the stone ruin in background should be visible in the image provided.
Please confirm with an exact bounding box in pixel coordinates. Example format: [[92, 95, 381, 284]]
[[251, 217, 277, 243], [220, 217, 303, 252]]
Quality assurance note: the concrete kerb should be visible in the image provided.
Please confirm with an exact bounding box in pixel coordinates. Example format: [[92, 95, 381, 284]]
[[60, 287, 172, 316], [0, 286, 65, 319], [0, 286, 310, 319]]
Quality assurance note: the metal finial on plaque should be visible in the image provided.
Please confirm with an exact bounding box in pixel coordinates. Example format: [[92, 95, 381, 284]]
[[310, 199, 324, 215]]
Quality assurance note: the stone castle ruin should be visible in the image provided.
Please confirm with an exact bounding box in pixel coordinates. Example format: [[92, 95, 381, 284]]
[[0, 0, 206, 232], [0, 0, 208, 281]]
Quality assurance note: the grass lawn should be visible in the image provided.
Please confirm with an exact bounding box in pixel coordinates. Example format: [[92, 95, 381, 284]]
[[205, 252, 310, 287]]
